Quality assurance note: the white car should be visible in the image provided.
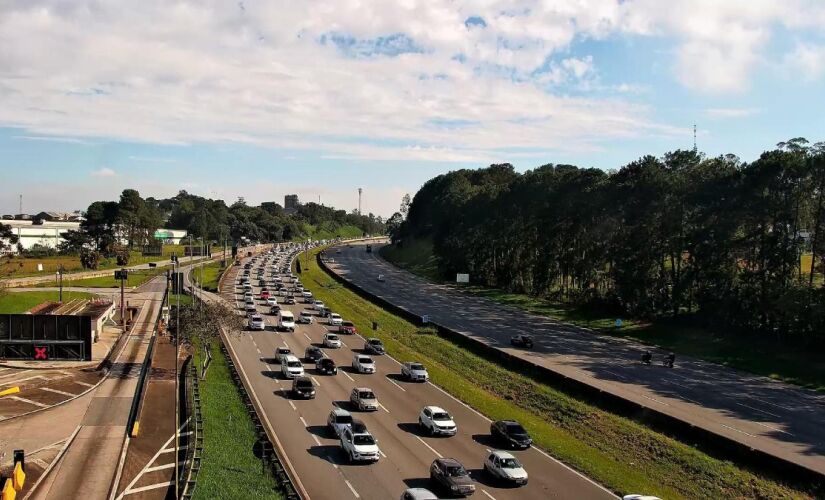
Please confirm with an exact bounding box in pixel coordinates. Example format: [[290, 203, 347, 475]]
[[266, 297, 277, 306], [328, 313, 343, 326], [350, 387, 378, 411], [280, 355, 304, 379], [314, 300, 326, 311], [244, 303, 257, 314], [400, 489, 438, 500], [352, 354, 376, 374], [418, 406, 457, 436], [401, 362, 429, 382], [483, 450, 528, 486], [278, 310, 296, 332], [247, 314, 265, 331], [340, 427, 380, 463], [301, 291, 313, 301], [323, 333, 342, 348], [298, 310, 314, 324]]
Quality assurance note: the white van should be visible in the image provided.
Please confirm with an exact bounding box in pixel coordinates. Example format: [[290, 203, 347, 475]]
[[280, 355, 304, 379], [278, 310, 296, 332]]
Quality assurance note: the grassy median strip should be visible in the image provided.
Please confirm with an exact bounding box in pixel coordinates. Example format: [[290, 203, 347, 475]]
[[191, 261, 224, 292], [302, 246, 812, 499], [193, 341, 281, 500], [0, 290, 96, 313]]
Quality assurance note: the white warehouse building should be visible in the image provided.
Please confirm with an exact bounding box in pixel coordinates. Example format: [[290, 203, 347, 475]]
[[1, 220, 188, 253]]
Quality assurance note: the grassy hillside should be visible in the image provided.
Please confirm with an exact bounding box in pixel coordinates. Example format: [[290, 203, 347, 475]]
[[301, 245, 813, 499], [378, 237, 440, 281], [294, 223, 364, 242], [0, 291, 96, 313]]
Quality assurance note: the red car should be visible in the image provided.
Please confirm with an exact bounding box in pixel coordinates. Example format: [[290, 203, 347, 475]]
[[260, 290, 270, 300], [340, 321, 357, 335]]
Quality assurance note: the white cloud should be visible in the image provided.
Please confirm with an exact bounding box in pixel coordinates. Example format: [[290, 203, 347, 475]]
[[784, 42, 825, 81], [704, 107, 760, 118], [90, 167, 116, 177]]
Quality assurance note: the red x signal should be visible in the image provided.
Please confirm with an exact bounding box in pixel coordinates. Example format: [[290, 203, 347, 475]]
[[34, 346, 48, 360]]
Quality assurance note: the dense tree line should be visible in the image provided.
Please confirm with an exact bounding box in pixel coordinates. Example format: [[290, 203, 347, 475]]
[[56, 189, 384, 266], [395, 139, 825, 341]]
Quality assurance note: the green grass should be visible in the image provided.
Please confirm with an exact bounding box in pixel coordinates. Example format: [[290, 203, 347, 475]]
[[193, 340, 281, 500], [378, 237, 440, 281], [191, 261, 224, 292], [0, 291, 96, 313], [300, 245, 813, 499], [382, 240, 825, 392], [34, 266, 171, 288], [293, 224, 364, 242]]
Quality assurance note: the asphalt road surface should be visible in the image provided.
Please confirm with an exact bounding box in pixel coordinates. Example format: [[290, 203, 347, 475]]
[[325, 241, 825, 478], [218, 251, 616, 500]]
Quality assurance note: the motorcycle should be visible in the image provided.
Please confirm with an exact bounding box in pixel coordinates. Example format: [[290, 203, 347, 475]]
[[640, 352, 652, 365]]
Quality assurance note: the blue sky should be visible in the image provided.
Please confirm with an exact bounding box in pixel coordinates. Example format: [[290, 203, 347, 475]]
[[1, 1, 824, 217]]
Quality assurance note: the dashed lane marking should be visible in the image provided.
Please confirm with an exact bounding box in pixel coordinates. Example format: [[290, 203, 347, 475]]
[[378, 403, 390, 414], [288, 401, 296, 410], [123, 481, 175, 495], [299, 416, 308, 427], [7, 396, 48, 408], [481, 490, 497, 500], [415, 436, 442, 458], [342, 370, 354, 382], [386, 376, 406, 392], [74, 380, 96, 388], [344, 479, 360, 498], [39, 387, 77, 397]]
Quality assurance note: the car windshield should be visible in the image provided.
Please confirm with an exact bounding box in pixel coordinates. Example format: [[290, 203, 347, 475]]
[[432, 412, 451, 421], [506, 423, 527, 434], [499, 457, 522, 468], [352, 434, 375, 446], [335, 415, 353, 425], [287, 361, 302, 368], [278, 349, 290, 355], [327, 335, 339, 340], [358, 357, 372, 364], [410, 363, 425, 371], [359, 391, 375, 399], [296, 380, 312, 388], [369, 340, 382, 345], [446, 465, 467, 477], [320, 359, 334, 366]]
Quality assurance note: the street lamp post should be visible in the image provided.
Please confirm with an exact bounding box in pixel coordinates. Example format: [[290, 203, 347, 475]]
[[174, 255, 180, 498]]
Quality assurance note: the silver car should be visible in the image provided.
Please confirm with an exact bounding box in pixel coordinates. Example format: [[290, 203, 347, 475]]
[[327, 407, 354, 437]]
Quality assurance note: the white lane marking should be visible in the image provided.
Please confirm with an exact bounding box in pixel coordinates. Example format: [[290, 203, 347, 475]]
[[603, 370, 627, 380], [415, 436, 442, 458], [299, 416, 308, 427], [720, 423, 756, 438], [123, 481, 175, 495], [378, 449, 387, 458], [74, 380, 96, 388], [745, 396, 794, 412], [304, 333, 312, 341], [386, 376, 407, 392], [753, 421, 792, 435], [311, 376, 321, 387], [344, 479, 361, 498], [378, 402, 390, 413], [288, 400, 296, 410], [0, 369, 31, 380], [266, 365, 272, 371], [256, 347, 262, 354], [8, 396, 48, 408], [312, 435, 322, 446], [342, 370, 354, 382], [736, 402, 781, 418], [481, 490, 497, 500], [144, 462, 176, 472], [640, 394, 670, 406], [0, 375, 50, 387], [39, 387, 77, 397]]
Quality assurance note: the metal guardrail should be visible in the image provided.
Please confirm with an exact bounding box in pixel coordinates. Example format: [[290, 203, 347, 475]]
[[180, 356, 203, 499]]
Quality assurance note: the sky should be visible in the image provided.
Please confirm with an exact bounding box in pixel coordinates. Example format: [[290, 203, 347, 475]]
[[1, 0, 824, 218]]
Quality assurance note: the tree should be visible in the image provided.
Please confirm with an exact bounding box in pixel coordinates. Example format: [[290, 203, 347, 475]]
[[58, 229, 92, 254], [400, 194, 411, 219], [386, 212, 404, 243], [0, 223, 18, 252]]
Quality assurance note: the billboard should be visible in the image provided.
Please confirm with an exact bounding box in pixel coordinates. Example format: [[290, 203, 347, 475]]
[[456, 273, 470, 283], [0, 314, 93, 361]]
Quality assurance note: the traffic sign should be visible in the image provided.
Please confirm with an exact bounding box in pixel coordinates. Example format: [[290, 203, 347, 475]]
[[421, 315, 429, 324], [34, 346, 48, 360]]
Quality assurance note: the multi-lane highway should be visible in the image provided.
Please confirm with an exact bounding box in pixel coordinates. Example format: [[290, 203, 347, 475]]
[[217, 248, 616, 500], [325, 241, 825, 478]]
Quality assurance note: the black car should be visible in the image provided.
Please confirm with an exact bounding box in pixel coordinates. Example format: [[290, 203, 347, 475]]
[[270, 304, 281, 314], [316, 357, 338, 375], [430, 458, 475, 497], [292, 376, 316, 399], [490, 420, 532, 449], [305, 346, 324, 362], [364, 338, 385, 355], [510, 334, 534, 348]]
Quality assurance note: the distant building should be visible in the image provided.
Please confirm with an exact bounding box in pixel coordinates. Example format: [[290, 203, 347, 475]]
[[284, 194, 300, 214]]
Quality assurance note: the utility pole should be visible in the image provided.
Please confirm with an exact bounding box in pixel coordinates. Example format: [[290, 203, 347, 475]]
[[173, 255, 180, 499], [58, 265, 64, 302], [358, 188, 362, 215], [116, 268, 127, 333]]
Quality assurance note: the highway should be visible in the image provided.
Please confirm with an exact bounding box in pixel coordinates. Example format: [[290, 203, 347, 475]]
[[325, 241, 825, 478], [217, 249, 616, 500]]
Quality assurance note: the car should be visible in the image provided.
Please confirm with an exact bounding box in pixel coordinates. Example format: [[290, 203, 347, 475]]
[[316, 357, 338, 375], [327, 407, 353, 437], [484, 450, 528, 486], [276, 347, 291, 362], [244, 303, 257, 314], [314, 300, 326, 311], [377, 274, 385, 282], [400, 489, 438, 500], [339, 321, 357, 335], [622, 496, 662, 500], [323, 333, 342, 348], [340, 427, 380, 463], [258, 279, 267, 287], [490, 420, 532, 449], [260, 290, 270, 300], [301, 291, 313, 301], [242, 283, 252, 291], [296, 285, 305, 293], [280, 355, 304, 379], [291, 376, 316, 399], [278, 310, 296, 331], [298, 310, 314, 324], [328, 313, 343, 326], [510, 334, 534, 348], [419, 406, 457, 436], [352, 354, 376, 374], [401, 362, 429, 382], [244, 295, 254, 304], [429, 458, 475, 497], [284, 296, 296, 305], [247, 314, 265, 331], [364, 338, 385, 355], [269, 304, 281, 314], [350, 387, 378, 411], [305, 346, 324, 362], [266, 297, 277, 306]]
